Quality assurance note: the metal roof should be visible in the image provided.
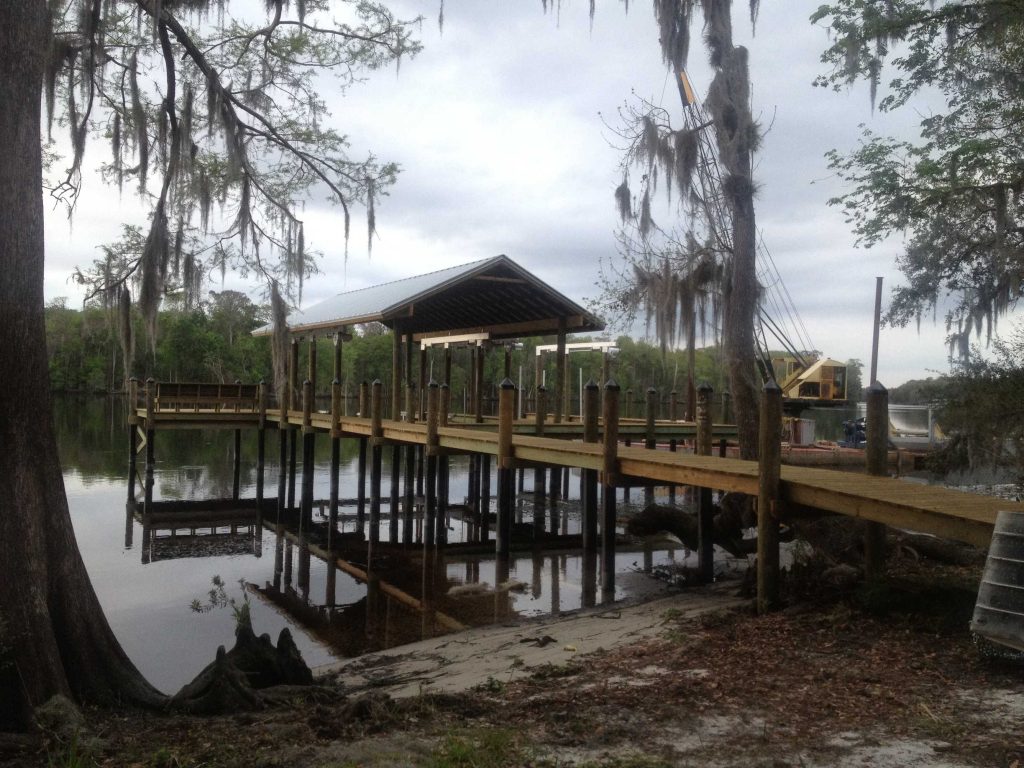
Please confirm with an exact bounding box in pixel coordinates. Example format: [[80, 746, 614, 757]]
[[253, 254, 604, 340]]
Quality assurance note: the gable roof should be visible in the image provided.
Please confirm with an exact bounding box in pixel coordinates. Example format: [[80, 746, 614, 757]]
[[254, 255, 604, 340]]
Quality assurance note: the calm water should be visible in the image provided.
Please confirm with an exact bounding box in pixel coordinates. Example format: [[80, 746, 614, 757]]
[[56, 396, 705, 694]]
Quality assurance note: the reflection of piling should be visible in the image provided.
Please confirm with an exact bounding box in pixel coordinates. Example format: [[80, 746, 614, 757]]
[[480, 455, 491, 543], [277, 378, 289, 522], [389, 444, 401, 544], [601, 380, 620, 598], [696, 382, 715, 582], [369, 380, 383, 547], [404, 443, 416, 545], [757, 381, 783, 614], [865, 382, 889, 579], [582, 379, 599, 555]]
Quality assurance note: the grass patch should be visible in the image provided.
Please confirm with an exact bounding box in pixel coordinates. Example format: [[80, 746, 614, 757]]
[[427, 728, 522, 768]]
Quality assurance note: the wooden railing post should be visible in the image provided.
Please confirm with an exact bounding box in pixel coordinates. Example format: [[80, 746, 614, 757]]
[[696, 382, 714, 582], [601, 379, 621, 597], [625, 388, 633, 420], [438, 382, 450, 517], [757, 380, 783, 614], [669, 389, 678, 422], [533, 386, 547, 518], [144, 378, 155, 510], [256, 380, 267, 507], [406, 382, 416, 423], [644, 386, 657, 505], [440, 382, 450, 427], [865, 381, 889, 579], [496, 378, 516, 556], [127, 376, 140, 503]]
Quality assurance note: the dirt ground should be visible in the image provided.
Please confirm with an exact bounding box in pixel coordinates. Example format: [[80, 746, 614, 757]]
[[4, 557, 1023, 768]]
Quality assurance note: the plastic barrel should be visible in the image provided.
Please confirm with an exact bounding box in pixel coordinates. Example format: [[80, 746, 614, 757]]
[[971, 510, 1024, 651]]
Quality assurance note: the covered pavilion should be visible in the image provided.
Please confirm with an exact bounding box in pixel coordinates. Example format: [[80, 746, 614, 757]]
[[255, 254, 605, 421]]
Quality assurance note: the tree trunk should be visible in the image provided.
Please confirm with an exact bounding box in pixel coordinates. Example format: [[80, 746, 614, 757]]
[[0, 3, 165, 729]]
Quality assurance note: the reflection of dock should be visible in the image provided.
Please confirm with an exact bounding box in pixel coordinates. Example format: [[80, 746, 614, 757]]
[[127, 498, 266, 564]]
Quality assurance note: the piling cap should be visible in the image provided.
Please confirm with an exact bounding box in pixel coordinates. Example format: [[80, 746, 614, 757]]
[[647, 386, 657, 395], [259, 378, 266, 384], [584, 378, 598, 390], [303, 379, 311, 385], [697, 381, 713, 393], [762, 379, 782, 394], [605, 378, 621, 391], [868, 381, 887, 394], [537, 384, 546, 393], [147, 376, 155, 383], [500, 377, 516, 389], [235, 379, 242, 384], [440, 382, 449, 390], [428, 378, 439, 389], [372, 379, 381, 386], [332, 378, 340, 385]]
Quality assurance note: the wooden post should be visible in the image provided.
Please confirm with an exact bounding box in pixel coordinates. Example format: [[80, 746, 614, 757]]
[[287, 340, 299, 515], [333, 332, 343, 382], [389, 444, 401, 543], [144, 378, 155, 511], [474, 343, 485, 423], [300, 379, 315, 531], [232, 426, 242, 500], [404, 442, 416, 544], [256, 380, 267, 507], [370, 380, 383, 546], [644, 387, 657, 506], [757, 381, 783, 614], [443, 345, 453, 389], [391, 325, 402, 420], [419, 344, 428, 421], [127, 377, 139, 503], [533, 386, 547, 529], [601, 379, 620, 598], [329, 378, 342, 550], [696, 381, 714, 582], [426, 380, 440, 546], [669, 390, 678, 422], [307, 338, 317, 395], [496, 378, 516, 556], [481, 454, 491, 542], [582, 379, 599, 555], [625, 388, 633, 420], [865, 381, 889, 579], [554, 318, 567, 423], [534, 350, 544, 415]]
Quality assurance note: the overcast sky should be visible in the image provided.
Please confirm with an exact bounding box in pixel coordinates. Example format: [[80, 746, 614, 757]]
[[43, 0, 975, 387]]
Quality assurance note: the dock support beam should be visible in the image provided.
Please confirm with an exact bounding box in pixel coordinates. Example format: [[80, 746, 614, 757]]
[[256, 380, 267, 507], [757, 381, 783, 614], [144, 377, 155, 511], [369, 380, 383, 547], [329, 378, 342, 549], [696, 382, 714, 582], [865, 382, 889, 579], [300, 379, 314, 532], [496, 378, 516, 556], [644, 386, 657, 506], [426, 380, 441, 546], [601, 379, 620, 599], [582, 379, 599, 556]]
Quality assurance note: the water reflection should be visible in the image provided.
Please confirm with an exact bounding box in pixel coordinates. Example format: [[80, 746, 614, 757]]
[[58, 396, 698, 694]]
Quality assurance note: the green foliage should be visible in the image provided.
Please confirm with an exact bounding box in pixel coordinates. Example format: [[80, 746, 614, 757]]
[[46, 736, 97, 768], [813, 1, 1024, 352], [930, 325, 1024, 474], [190, 575, 252, 630]]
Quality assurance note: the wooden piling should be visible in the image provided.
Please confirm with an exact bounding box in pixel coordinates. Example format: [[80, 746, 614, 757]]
[[669, 390, 678, 422], [601, 379, 620, 597], [644, 386, 657, 506], [582, 379, 599, 555], [696, 381, 714, 582], [757, 381, 783, 614], [426, 380, 441, 546], [554, 317, 567, 423], [233, 426, 242, 500], [300, 379, 315, 531], [144, 378, 155, 510], [404, 443, 416, 544], [369, 379, 383, 546], [329, 378, 342, 549], [256, 380, 267, 506], [474, 343, 485, 423], [496, 378, 516, 556], [481, 454, 491, 542], [287, 342, 299, 515], [128, 377, 139, 503], [865, 381, 889, 579], [391, 325, 402, 420], [533, 386, 547, 525], [390, 444, 401, 543]]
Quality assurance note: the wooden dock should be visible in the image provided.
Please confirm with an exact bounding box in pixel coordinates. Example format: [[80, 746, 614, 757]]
[[128, 377, 1019, 616]]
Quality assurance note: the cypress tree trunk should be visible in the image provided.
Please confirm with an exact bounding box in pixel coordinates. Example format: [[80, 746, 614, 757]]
[[0, 2, 165, 729]]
